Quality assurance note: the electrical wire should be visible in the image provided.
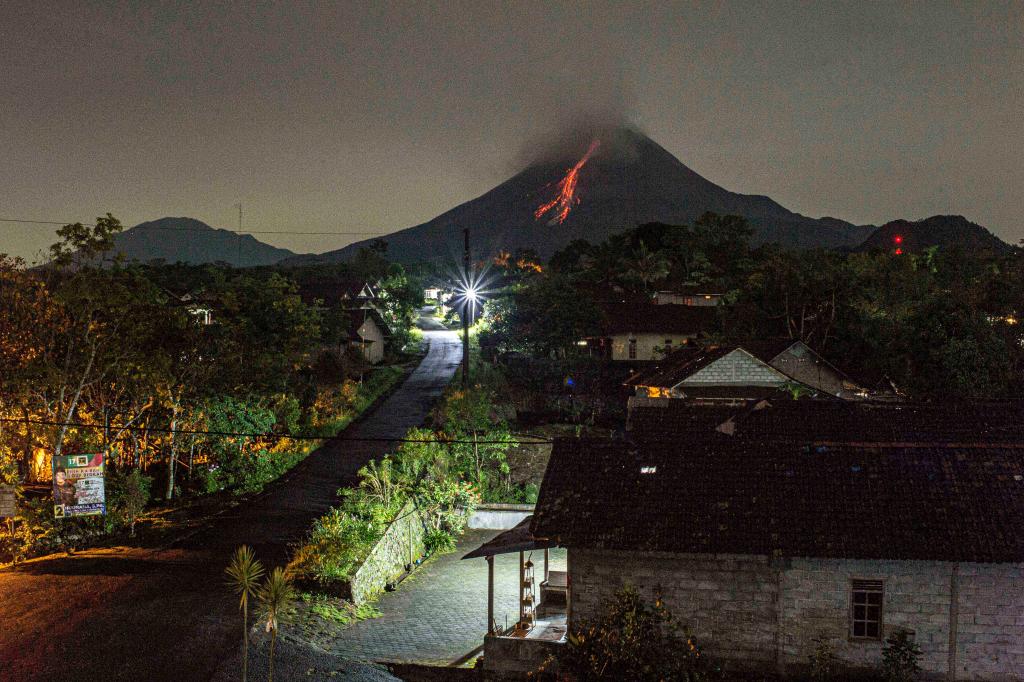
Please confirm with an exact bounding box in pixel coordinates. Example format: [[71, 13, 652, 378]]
[[0, 416, 554, 445], [0, 217, 384, 237]]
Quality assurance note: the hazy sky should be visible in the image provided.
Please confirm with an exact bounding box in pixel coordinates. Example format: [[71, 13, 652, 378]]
[[2, 2, 1021, 260]]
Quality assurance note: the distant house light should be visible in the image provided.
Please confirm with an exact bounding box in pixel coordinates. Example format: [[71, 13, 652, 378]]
[[704, 294, 712, 300], [640, 466, 657, 474], [576, 340, 588, 346]]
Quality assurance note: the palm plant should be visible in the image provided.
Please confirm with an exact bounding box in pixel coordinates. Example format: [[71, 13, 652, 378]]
[[225, 545, 264, 682], [257, 566, 296, 682]]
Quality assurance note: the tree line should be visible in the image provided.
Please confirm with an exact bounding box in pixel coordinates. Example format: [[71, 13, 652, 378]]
[[482, 213, 1024, 398]]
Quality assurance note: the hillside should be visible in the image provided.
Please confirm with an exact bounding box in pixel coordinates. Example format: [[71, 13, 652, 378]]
[[857, 215, 1012, 255], [111, 217, 299, 267], [285, 127, 875, 265]]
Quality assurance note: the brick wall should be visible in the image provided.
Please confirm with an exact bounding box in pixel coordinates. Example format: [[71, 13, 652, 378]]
[[569, 549, 1024, 680]]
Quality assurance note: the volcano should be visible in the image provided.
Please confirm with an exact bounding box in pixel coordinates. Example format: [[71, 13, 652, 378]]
[[293, 127, 875, 265]]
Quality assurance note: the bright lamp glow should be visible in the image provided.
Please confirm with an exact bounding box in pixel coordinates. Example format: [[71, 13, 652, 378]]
[[464, 287, 479, 302]]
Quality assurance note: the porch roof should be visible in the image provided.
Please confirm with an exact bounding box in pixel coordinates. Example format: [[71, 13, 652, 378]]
[[462, 516, 558, 559]]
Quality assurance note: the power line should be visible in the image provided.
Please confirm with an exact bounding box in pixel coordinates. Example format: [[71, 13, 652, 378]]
[[0, 217, 385, 237], [0, 416, 553, 445]]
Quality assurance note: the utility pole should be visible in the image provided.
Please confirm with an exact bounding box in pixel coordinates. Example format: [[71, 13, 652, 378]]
[[462, 227, 470, 388], [235, 202, 243, 265]]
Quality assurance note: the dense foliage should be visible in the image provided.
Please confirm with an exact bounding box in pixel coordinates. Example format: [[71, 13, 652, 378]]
[[0, 215, 417, 561], [290, 383, 522, 588], [485, 212, 1024, 398]]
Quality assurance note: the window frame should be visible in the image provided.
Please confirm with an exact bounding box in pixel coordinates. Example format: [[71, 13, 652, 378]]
[[849, 578, 884, 641], [628, 338, 637, 360]]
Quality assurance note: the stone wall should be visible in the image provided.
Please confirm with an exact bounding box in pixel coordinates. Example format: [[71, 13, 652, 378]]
[[569, 549, 1024, 680], [349, 499, 427, 604]]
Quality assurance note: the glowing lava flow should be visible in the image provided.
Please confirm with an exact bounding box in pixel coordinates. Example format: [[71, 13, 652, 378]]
[[534, 139, 600, 225]]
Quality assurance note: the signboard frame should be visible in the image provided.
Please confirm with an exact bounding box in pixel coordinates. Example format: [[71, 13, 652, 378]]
[[53, 453, 106, 518]]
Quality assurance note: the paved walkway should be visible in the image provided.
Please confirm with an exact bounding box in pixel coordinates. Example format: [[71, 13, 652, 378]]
[[319, 529, 567, 665], [0, 326, 461, 682]]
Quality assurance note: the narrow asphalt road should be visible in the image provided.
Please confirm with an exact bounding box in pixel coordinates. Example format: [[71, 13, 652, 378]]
[[0, 324, 461, 682]]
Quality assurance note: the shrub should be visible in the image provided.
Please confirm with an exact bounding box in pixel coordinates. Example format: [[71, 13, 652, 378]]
[[424, 528, 456, 554], [109, 467, 152, 537], [808, 633, 837, 680], [554, 585, 720, 681], [882, 629, 922, 682]]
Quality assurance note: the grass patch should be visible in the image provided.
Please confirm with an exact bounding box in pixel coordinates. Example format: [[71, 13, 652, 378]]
[[300, 592, 382, 626]]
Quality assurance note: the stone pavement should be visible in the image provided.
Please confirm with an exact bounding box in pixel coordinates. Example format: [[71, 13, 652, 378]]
[[318, 529, 567, 665]]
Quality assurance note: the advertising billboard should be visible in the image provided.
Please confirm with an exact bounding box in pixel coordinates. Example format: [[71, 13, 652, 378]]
[[53, 453, 105, 518]]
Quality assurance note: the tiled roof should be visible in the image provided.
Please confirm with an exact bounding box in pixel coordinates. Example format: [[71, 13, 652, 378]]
[[625, 339, 811, 390], [531, 435, 1024, 562], [628, 400, 1024, 444], [597, 302, 718, 336]]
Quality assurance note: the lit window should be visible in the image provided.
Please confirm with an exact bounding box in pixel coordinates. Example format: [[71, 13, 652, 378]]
[[628, 339, 637, 359], [850, 580, 883, 639], [640, 466, 657, 474]]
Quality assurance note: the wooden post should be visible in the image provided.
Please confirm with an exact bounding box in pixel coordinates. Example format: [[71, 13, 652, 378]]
[[486, 555, 495, 635], [519, 550, 525, 626]]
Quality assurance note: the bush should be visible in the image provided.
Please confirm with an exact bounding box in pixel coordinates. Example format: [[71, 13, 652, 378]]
[[108, 467, 152, 537], [554, 585, 720, 681], [882, 629, 922, 682], [808, 633, 837, 680], [424, 528, 456, 554]]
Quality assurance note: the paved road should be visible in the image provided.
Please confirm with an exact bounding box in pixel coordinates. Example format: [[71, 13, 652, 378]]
[[318, 530, 567, 666], [0, 327, 461, 682]]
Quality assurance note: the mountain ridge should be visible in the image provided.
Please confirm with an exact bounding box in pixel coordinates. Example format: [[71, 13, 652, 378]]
[[111, 217, 300, 267], [283, 127, 876, 265]]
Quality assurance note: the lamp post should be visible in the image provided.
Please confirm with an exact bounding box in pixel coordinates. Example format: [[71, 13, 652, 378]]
[[462, 228, 471, 388]]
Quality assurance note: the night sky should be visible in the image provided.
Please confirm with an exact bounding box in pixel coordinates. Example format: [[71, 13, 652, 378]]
[[2, 2, 1021, 260]]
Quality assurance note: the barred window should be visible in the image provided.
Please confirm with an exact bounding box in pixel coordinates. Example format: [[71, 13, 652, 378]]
[[628, 338, 637, 359], [850, 579, 883, 639]]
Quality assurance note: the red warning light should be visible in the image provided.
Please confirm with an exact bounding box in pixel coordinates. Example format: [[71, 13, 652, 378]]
[[895, 247, 903, 255], [893, 235, 904, 245]]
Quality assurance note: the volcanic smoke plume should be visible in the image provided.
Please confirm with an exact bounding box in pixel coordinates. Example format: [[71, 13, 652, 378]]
[[534, 139, 600, 225]]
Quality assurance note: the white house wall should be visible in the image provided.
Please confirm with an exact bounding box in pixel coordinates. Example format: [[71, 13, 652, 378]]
[[609, 333, 693, 361]]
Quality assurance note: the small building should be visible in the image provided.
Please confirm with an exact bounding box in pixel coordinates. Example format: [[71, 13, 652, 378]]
[[347, 308, 390, 364], [625, 339, 866, 402], [530, 423, 1024, 680], [652, 286, 724, 306], [584, 302, 718, 361], [166, 289, 217, 325]]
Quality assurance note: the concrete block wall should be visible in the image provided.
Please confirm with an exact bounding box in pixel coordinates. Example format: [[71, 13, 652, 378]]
[[569, 550, 1024, 680], [780, 558, 954, 674], [570, 549, 779, 667], [956, 563, 1024, 679]]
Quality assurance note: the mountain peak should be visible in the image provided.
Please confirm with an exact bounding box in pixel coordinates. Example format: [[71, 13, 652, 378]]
[[110, 217, 301, 266]]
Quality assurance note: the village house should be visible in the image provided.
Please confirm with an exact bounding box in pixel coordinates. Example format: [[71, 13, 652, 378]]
[[584, 302, 718, 361], [652, 285, 725, 306], [518, 401, 1024, 681], [347, 306, 390, 364], [625, 339, 867, 402]]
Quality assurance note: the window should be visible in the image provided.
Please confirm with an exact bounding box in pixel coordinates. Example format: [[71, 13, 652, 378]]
[[664, 339, 673, 353], [850, 580, 883, 639], [628, 338, 637, 359]]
